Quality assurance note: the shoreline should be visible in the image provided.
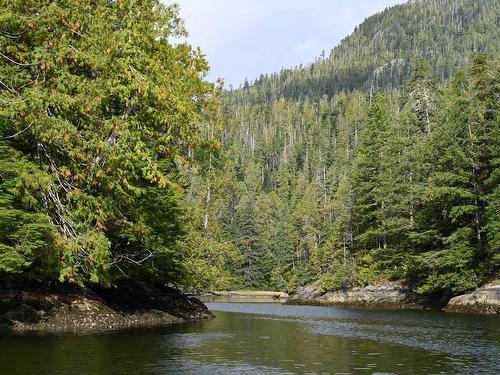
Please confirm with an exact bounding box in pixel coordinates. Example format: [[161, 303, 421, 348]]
[[197, 290, 289, 304], [0, 277, 212, 333], [204, 290, 289, 298], [285, 283, 425, 311], [200, 282, 499, 315], [2, 278, 497, 334], [285, 281, 500, 315]]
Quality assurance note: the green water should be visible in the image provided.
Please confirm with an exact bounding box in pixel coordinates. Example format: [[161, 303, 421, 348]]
[[0, 302, 498, 374]]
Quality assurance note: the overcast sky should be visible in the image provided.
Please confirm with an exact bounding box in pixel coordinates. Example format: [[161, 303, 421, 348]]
[[171, 0, 406, 88]]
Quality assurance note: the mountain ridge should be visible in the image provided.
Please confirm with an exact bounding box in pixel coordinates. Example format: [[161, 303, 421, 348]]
[[230, 0, 499, 102]]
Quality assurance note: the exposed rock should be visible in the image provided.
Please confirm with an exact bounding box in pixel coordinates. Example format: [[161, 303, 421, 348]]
[[198, 290, 289, 303], [213, 290, 289, 298], [287, 282, 426, 309], [0, 276, 212, 333], [5, 304, 40, 324], [444, 281, 500, 314]]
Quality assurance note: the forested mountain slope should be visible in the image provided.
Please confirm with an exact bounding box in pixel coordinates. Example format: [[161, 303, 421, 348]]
[[188, 0, 500, 294], [231, 0, 499, 102]]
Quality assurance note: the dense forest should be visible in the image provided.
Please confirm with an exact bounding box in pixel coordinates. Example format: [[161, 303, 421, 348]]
[[0, 0, 226, 286], [1, 0, 498, 299], [188, 0, 500, 294]]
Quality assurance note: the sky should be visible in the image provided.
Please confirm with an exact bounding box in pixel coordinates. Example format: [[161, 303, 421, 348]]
[[170, 0, 406, 88]]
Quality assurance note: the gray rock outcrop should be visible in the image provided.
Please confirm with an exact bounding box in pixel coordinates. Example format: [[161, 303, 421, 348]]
[[287, 282, 425, 309], [0, 277, 212, 333], [444, 281, 500, 314]]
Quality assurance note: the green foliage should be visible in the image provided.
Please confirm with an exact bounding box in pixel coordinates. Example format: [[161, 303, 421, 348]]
[[207, 50, 499, 293], [1, 0, 498, 297], [0, 142, 56, 276], [182, 164, 243, 290], [0, 0, 214, 285], [410, 228, 480, 293], [356, 253, 379, 287], [206, 0, 498, 294], [196, 1, 499, 294], [318, 260, 355, 292]]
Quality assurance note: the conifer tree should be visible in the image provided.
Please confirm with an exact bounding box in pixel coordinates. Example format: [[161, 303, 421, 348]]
[[408, 54, 499, 293], [0, 0, 214, 284]]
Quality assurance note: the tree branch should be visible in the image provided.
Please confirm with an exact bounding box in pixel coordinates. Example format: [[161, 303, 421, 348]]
[[4, 122, 32, 139], [0, 51, 38, 67]]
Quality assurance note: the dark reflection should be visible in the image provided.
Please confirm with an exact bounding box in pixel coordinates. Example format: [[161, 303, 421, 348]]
[[0, 303, 498, 374]]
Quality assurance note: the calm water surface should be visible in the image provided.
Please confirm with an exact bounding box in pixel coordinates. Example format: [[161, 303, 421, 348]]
[[0, 301, 498, 374]]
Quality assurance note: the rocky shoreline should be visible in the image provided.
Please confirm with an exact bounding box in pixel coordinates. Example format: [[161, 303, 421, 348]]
[[444, 282, 500, 314], [286, 283, 425, 310], [286, 281, 500, 314], [0, 277, 212, 333]]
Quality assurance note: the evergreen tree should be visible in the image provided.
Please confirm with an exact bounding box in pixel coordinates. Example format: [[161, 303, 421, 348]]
[[350, 94, 391, 284], [0, 0, 214, 285], [0, 143, 55, 276], [408, 54, 499, 293]]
